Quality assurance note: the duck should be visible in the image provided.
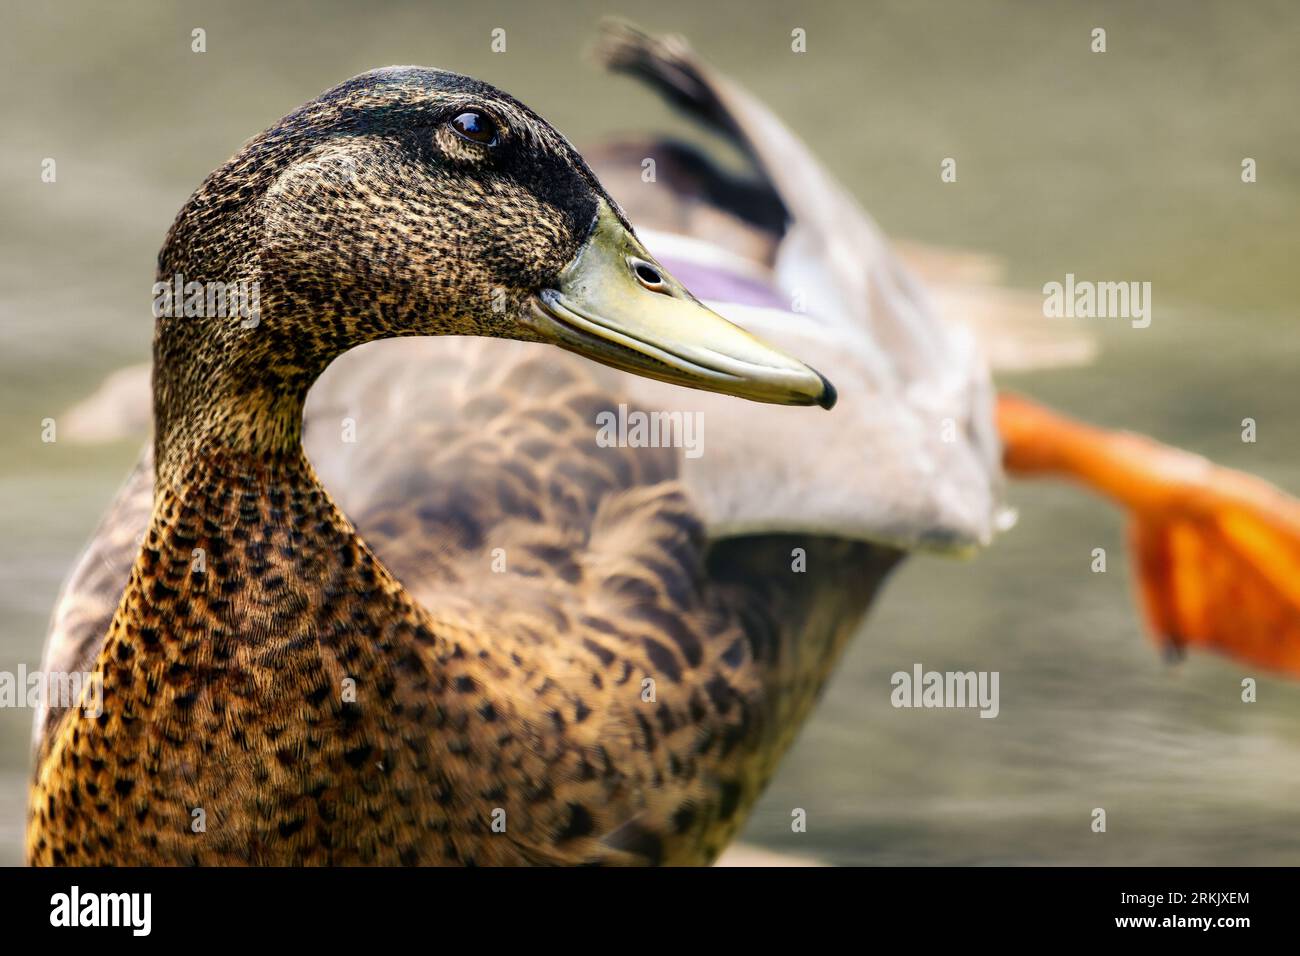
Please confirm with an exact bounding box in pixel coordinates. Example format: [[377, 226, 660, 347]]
[[28, 33, 869, 869], [29, 22, 1300, 866], [582, 23, 1300, 676]]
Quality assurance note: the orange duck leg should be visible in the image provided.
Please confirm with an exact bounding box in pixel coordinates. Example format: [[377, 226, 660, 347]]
[[997, 392, 1300, 676]]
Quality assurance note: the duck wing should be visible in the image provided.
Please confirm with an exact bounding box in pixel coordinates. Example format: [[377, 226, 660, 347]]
[[585, 21, 1006, 550], [592, 23, 1300, 681]]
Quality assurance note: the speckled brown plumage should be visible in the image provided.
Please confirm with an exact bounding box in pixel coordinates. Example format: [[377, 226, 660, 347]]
[[31, 345, 898, 864], [30, 54, 905, 866]]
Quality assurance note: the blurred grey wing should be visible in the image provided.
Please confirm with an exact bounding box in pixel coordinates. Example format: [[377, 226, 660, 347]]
[[590, 22, 1006, 549]]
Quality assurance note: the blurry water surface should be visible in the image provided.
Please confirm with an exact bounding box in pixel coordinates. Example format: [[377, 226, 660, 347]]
[[1, 0, 1298, 864]]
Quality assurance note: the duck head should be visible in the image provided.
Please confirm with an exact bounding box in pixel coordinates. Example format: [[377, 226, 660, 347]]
[[152, 67, 833, 483]]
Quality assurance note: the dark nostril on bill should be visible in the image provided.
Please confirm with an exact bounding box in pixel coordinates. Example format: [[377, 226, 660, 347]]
[[631, 259, 665, 288]]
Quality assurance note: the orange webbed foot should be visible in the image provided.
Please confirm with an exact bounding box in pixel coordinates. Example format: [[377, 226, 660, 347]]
[[997, 392, 1300, 675]]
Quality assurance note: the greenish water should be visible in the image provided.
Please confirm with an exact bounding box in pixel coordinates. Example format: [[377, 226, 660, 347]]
[[1, 0, 1297, 864]]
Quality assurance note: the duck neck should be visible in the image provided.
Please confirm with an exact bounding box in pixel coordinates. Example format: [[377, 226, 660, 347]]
[[142, 443, 362, 641], [145, 279, 423, 637], [142, 285, 400, 644], [150, 336, 319, 493], [139, 363, 463, 668], [37, 436, 480, 864]]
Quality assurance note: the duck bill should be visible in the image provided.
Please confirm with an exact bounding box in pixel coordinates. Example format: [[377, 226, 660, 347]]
[[527, 202, 836, 409]]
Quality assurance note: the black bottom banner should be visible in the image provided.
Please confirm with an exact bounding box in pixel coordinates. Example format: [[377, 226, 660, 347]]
[[0, 865, 1277, 942]]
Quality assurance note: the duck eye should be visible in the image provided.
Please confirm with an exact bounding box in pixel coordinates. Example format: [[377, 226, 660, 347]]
[[450, 111, 498, 146]]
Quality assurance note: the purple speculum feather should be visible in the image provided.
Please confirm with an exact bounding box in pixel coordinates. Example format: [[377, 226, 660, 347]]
[[655, 255, 790, 312]]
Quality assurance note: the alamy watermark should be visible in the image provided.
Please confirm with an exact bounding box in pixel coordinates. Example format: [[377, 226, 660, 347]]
[[1042, 273, 1151, 329], [891, 663, 999, 718], [152, 273, 260, 328], [50, 886, 151, 936], [595, 403, 704, 459], [0, 665, 102, 718]]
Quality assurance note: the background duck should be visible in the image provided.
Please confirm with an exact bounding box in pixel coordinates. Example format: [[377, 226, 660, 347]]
[[10, 5, 1300, 868], [583, 24, 1300, 676]]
